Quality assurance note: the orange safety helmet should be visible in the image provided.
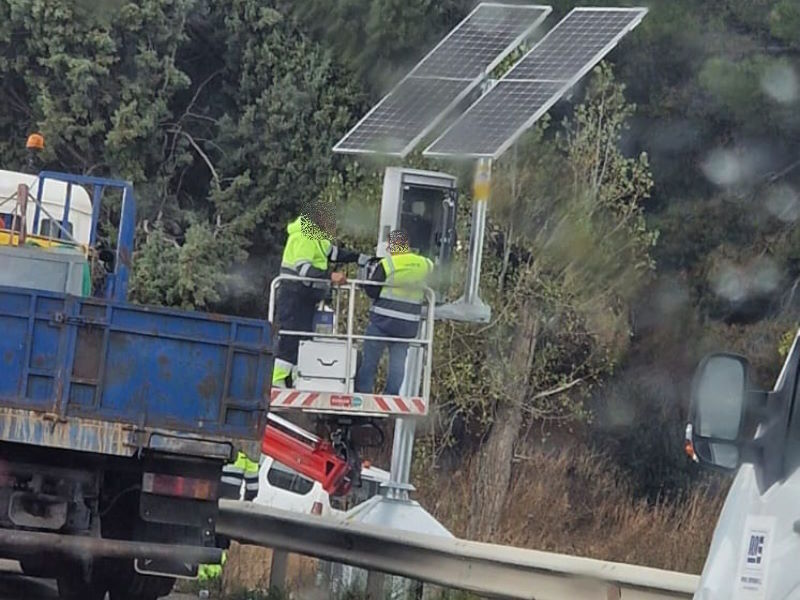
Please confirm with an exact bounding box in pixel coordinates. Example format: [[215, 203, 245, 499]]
[[26, 133, 45, 151]]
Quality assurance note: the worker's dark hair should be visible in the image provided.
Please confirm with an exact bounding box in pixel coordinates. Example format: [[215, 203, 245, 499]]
[[388, 229, 410, 254]]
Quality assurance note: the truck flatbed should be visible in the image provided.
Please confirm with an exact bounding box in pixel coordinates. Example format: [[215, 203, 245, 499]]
[[0, 285, 272, 459]]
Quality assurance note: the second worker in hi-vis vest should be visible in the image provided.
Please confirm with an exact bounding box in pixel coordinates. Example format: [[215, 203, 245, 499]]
[[356, 230, 433, 396]]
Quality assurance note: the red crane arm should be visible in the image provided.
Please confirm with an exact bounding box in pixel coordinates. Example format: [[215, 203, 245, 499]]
[[261, 420, 352, 497]]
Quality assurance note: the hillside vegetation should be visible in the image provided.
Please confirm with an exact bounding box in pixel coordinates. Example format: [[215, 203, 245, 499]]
[[2, 0, 800, 580]]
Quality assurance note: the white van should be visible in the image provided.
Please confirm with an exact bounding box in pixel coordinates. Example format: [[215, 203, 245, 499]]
[[687, 332, 800, 599], [255, 455, 389, 517], [254, 447, 390, 518], [254, 455, 334, 516]]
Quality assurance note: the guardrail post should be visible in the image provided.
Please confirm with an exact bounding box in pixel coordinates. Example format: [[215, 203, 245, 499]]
[[606, 584, 621, 600], [269, 549, 288, 590], [365, 570, 384, 600]]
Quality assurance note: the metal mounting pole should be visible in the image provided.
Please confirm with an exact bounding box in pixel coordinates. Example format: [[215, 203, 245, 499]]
[[388, 340, 424, 499], [464, 158, 491, 305], [434, 158, 492, 323]]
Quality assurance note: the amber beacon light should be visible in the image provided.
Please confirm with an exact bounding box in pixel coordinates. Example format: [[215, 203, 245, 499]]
[[26, 133, 45, 151]]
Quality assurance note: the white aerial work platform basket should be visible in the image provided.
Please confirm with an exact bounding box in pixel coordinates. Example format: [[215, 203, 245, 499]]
[[267, 275, 434, 418]]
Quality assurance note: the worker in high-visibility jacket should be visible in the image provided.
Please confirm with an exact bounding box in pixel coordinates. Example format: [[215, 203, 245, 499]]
[[355, 230, 433, 395], [220, 450, 259, 501], [272, 201, 370, 387], [198, 551, 226, 583]]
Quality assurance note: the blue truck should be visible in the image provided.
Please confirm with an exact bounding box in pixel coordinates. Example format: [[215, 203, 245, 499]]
[[0, 169, 272, 599]]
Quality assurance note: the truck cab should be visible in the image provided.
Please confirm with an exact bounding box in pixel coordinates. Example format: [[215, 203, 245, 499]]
[[687, 333, 800, 599]]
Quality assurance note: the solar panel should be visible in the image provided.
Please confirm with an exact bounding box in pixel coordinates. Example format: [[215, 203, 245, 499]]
[[509, 8, 647, 81], [333, 79, 469, 156], [412, 4, 554, 79], [333, 3, 552, 157], [424, 80, 563, 156], [424, 7, 647, 159]]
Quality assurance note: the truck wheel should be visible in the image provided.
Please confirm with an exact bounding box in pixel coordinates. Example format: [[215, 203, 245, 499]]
[[56, 574, 108, 600]]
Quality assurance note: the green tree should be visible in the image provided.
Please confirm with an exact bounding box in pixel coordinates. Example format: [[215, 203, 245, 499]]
[[769, 0, 800, 47]]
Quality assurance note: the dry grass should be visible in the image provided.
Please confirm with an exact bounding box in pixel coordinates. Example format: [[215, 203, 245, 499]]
[[416, 445, 726, 574], [220, 543, 319, 596]]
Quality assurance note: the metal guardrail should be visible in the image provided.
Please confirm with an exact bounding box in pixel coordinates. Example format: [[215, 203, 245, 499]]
[[217, 500, 699, 600]]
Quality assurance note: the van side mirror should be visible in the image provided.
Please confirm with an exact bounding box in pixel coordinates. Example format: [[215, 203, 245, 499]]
[[688, 353, 750, 471]]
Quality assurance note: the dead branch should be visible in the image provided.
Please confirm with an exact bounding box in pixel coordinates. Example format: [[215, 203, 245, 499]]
[[169, 128, 220, 185], [530, 377, 585, 401]]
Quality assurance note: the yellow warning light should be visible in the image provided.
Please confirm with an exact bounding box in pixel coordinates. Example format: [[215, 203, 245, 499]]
[[684, 423, 698, 462], [26, 133, 45, 151], [684, 438, 696, 460]]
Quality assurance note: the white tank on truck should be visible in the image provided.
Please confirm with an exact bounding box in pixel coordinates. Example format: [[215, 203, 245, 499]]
[[0, 168, 93, 244], [0, 167, 94, 296]]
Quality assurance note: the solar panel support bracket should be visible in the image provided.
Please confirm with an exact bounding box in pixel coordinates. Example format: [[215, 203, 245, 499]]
[[434, 296, 492, 324]]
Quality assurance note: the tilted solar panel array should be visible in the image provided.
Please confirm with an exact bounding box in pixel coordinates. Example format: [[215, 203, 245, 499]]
[[424, 8, 648, 159], [332, 3, 552, 157]]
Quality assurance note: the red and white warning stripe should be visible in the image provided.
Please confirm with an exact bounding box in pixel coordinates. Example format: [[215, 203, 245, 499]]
[[270, 389, 428, 416]]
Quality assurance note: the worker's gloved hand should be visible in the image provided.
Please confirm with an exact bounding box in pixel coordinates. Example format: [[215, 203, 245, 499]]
[[357, 253, 371, 267], [330, 271, 347, 285]]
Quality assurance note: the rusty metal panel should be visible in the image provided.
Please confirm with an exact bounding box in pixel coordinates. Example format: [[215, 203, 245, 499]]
[[0, 405, 136, 456]]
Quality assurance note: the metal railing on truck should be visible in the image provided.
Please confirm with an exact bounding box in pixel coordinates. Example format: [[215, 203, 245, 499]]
[[0, 171, 135, 302], [268, 274, 435, 418], [0, 179, 80, 247]]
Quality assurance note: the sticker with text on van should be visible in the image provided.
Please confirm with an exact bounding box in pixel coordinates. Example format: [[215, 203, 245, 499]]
[[734, 515, 775, 600]]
